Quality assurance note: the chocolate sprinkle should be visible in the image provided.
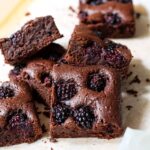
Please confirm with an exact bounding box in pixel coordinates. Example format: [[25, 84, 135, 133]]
[[129, 75, 141, 85], [69, 6, 76, 13]]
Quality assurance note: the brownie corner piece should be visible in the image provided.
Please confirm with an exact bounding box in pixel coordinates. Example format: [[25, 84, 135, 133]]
[[50, 64, 123, 139], [78, 0, 135, 38], [0, 81, 42, 146], [0, 15, 63, 65]]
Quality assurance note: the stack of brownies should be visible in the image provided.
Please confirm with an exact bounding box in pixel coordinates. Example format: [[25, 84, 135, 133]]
[[0, 0, 135, 147]]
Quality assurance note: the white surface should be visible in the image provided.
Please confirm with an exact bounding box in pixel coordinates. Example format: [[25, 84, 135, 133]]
[[0, 0, 150, 149], [119, 128, 150, 150]]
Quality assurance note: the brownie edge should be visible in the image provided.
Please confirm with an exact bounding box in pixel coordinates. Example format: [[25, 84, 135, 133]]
[[0, 16, 63, 65]]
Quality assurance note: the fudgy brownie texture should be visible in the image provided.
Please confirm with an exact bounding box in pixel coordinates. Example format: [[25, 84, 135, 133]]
[[0, 16, 63, 65], [50, 64, 123, 139], [20, 59, 55, 106], [79, 0, 135, 38], [9, 43, 66, 81], [0, 81, 42, 146], [61, 25, 132, 76]]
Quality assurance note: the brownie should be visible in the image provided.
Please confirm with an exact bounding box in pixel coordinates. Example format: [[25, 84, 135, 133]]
[[9, 43, 66, 81], [0, 81, 42, 146], [20, 59, 55, 106], [50, 64, 123, 139], [79, 0, 135, 38], [0, 16, 63, 65], [61, 25, 132, 76]]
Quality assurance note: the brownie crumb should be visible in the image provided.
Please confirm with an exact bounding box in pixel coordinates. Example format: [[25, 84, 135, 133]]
[[127, 71, 133, 78], [37, 111, 42, 115], [25, 12, 31, 16], [129, 75, 141, 85], [135, 12, 141, 19], [126, 89, 138, 97], [43, 111, 50, 118], [50, 138, 58, 143], [132, 64, 136, 67], [126, 105, 133, 110], [146, 78, 150, 83], [44, 106, 49, 111], [69, 6, 76, 13], [41, 124, 47, 133]]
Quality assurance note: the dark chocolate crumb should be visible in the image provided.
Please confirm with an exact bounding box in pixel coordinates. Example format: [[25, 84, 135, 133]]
[[135, 12, 141, 19], [51, 148, 54, 150], [43, 111, 50, 118], [127, 71, 133, 78], [50, 138, 58, 143], [129, 75, 141, 85], [126, 105, 133, 110], [41, 124, 47, 133], [25, 12, 31, 16], [126, 89, 138, 97], [146, 78, 150, 83], [69, 6, 76, 13]]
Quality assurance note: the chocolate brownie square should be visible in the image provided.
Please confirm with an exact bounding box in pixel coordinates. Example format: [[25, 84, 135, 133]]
[[0, 16, 63, 65], [9, 43, 66, 81], [20, 59, 55, 106], [50, 64, 123, 139], [61, 25, 132, 76], [0, 81, 42, 146], [79, 0, 135, 38]]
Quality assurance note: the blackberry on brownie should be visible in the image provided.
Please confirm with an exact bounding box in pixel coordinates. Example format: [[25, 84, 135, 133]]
[[0, 81, 42, 146], [79, 0, 135, 38], [61, 25, 132, 77], [50, 64, 123, 139]]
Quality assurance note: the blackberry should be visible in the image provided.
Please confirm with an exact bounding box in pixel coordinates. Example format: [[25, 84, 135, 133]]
[[7, 109, 28, 128], [84, 0, 105, 5], [55, 79, 77, 101], [103, 50, 127, 68], [104, 40, 117, 52], [119, 0, 131, 3], [73, 106, 95, 129], [87, 72, 106, 92], [52, 104, 70, 124], [40, 72, 52, 87], [104, 13, 121, 26], [0, 85, 15, 99]]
